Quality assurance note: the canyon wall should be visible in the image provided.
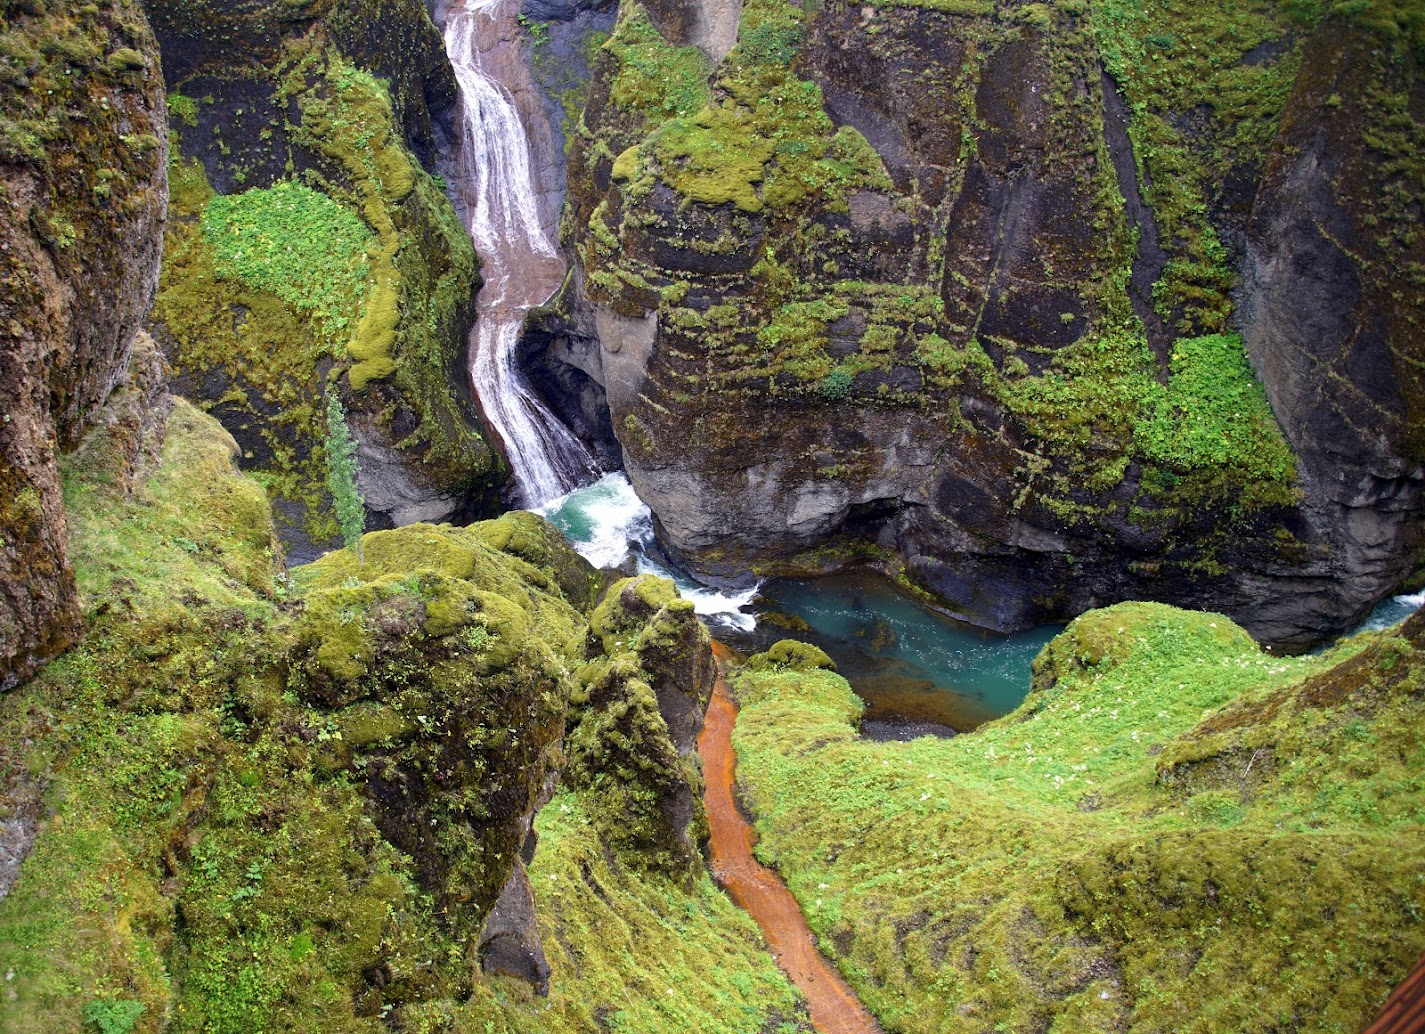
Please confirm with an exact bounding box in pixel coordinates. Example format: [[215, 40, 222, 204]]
[[555, 0, 1424, 646], [148, 0, 502, 559], [0, 0, 168, 688]]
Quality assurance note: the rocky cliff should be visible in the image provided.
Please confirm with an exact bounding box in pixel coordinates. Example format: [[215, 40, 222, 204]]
[[0, 0, 168, 689], [0, 388, 766, 1029], [147, 0, 501, 560], [552, 0, 1424, 646]]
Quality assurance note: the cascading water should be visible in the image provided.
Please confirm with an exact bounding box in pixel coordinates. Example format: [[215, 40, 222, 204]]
[[445, 0, 597, 507], [439, 0, 1077, 708]]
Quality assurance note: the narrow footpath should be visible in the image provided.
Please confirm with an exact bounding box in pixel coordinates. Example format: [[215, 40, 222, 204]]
[[699, 643, 884, 1034]]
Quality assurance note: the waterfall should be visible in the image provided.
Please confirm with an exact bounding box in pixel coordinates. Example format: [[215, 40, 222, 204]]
[[445, 0, 598, 508]]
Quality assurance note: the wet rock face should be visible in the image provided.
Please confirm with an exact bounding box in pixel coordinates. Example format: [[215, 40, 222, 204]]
[[1239, 23, 1425, 633], [641, 0, 741, 62], [0, 0, 168, 689], [149, 0, 458, 169], [559, 0, 1424, 647]]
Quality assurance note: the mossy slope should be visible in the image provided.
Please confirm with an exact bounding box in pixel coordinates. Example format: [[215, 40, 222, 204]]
[[731, 606, 1425, 1032], [0, 401, 806, 1033]]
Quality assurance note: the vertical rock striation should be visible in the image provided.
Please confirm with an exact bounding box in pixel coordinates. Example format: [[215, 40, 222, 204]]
[[1239, 20, 1425, 640], [553, 0, 1424, 646]]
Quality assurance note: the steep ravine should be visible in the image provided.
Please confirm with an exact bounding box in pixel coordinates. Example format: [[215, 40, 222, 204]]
[[443, 0, 599, 506], [549, 0, 1425, 649]]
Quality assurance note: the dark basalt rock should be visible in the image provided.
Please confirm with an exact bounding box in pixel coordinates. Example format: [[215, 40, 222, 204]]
[[1237, 21, 1425, 643], [149, 0, 498, 550], [479, 861, 551, 993]]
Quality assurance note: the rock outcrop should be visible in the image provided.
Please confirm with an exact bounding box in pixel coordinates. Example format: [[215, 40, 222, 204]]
[[0, 0, 168, 689], [553, 0, 1424, 646], [566, 574, 717, 873], [147, 0, 499, 559], [291, 516, 590, 949]]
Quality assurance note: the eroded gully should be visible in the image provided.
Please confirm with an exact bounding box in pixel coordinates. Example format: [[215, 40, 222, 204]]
[[700, 643, 884, 1034]]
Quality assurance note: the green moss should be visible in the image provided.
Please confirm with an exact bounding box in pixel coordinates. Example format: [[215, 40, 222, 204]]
[[747, 639, 837, 672], [202, 181, 374, 353], [1135, 333, 1298, 509], [153, 154, 335, 537], [156, 36, 493, 544], [1091, 0, 1317, 332], [0, 402, 282, 1034], [730, 603, 1425, 1032], [404, 791, 812, 1033], [166, 91, 198, 128], [603, 6, 711, 118], [611, 144, 640, 181], [3, 403, 740, 1032]]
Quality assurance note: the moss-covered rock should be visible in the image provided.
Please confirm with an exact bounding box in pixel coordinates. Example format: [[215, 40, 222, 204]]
[[148, 0, 499, 559], [0, 0, 167, 690], [730, 601, 1425, 1032], [747, 639, 836, 673], [0, 386, 783, 1030], [553, 0, 1423, 647], [288, 523, 589, 946], [566, 575, 716, 874]]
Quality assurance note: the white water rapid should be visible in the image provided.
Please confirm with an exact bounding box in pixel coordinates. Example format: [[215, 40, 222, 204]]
[[445, 0, 597, 507], [539, 474, 762, 631]]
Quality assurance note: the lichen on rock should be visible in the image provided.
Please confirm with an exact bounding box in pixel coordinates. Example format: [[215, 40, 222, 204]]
[[0, 0, 168, 691], [549, 0, 1424, 648]]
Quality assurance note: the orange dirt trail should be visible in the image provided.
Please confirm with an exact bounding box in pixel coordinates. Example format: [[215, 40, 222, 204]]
[[699, 643, 883, 1034]]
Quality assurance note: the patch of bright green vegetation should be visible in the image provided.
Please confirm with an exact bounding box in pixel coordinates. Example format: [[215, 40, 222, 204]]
[[731, 605, 1425, 1033], [166, 91, 198, 128], [202, 181, 374, 353], [637, 0, 889, 215], [604, 6, 711, 118], [280, 47, 414, 391], [1136, 333, 1297, 508], [154, 153, 339, 540], [1091, 0, 1317, 332]]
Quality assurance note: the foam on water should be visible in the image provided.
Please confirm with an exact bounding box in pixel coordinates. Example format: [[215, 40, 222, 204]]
[[536, 473, 759, 631], [538, 473, 652, 570], [1359, 591, 1425, 633], [646, 569, 760, 633]]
